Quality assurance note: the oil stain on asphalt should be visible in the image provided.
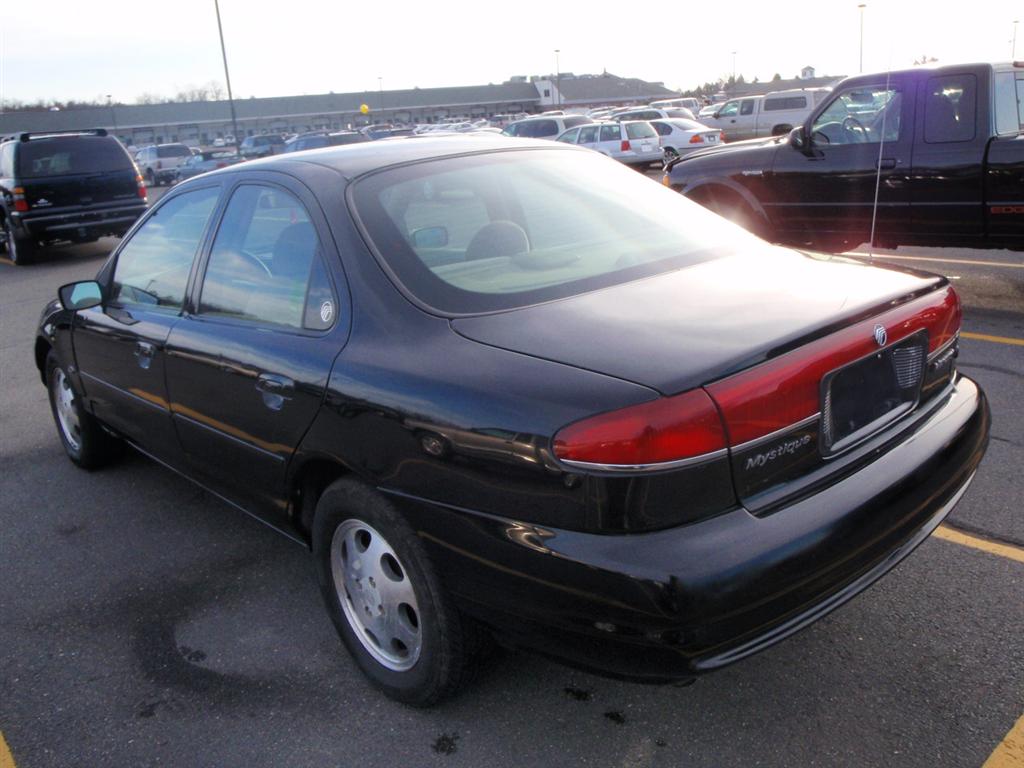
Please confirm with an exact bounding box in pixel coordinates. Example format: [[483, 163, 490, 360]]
[[431, 733, 459, 755]]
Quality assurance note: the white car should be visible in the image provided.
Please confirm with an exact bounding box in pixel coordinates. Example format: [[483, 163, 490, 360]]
[[555, 121, 662, 167], [612, 106, 697, 123], [649, 119, 724, 160], [650, 97, 701, 113]]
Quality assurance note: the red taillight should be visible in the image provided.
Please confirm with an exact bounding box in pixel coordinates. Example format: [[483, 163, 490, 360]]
[[136, 174, 147, 199], [705, 286, 962, 446], [216, 162, 226, 168], [719, 132, 725, 142], [12, 187, 28, 212], [553, 389, 727, 468], [689, 134, 703, 144], [620, 139, 631, 152]]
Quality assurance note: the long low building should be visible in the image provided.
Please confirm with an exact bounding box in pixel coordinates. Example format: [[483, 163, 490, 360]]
[[0, 73, 677, 147]]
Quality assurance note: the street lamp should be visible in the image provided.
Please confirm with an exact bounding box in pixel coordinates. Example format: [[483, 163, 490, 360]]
[[554, 49, 561, 108], [378, 77, 385, 116], [858, 4, 867, 73], [731, 51, 737, 87], [1013, 20, 1019, 59], [214, 0, 240, 146]]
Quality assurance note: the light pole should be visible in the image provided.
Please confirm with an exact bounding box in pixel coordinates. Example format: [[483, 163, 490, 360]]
[[731, 51, 736, 88], [554, 49, 560, 108], [858, 4, 867, 73], [1013, 20, 1019, 59], [378, 77, 385, 118], [106, 94, 118, 137], [213, 0, 240, 145]]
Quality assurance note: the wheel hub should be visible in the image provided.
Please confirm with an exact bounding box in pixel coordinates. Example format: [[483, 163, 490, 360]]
[[330, 519, 422, 671], [52, 368, 81, 451]]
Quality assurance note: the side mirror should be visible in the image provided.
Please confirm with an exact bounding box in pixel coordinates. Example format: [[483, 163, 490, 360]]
[[411, 226, 449, 249], [713, 111, 721, 119], [789, 125, 808, 151], [58, 280, 103, 311]]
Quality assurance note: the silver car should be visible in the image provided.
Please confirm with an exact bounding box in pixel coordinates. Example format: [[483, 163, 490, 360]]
[[556, 121, 662, 167]]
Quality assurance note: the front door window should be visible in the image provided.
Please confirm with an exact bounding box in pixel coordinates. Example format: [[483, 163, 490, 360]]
[[812, 86, 903, 145]]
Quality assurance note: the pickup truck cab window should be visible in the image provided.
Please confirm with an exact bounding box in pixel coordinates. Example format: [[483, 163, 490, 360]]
[[924, 74, 977, 143], [812, 86, 902, 145], [993, 72, 1022, 135], [740, 100, 755, 116]]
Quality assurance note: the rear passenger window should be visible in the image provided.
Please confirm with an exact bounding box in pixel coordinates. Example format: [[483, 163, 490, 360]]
[[924, 74, 976, 143], [111, 187, 220, 311], [600, 124, 620, 142], [199, 185, 335, 330], [993, 72, 1021, 135]]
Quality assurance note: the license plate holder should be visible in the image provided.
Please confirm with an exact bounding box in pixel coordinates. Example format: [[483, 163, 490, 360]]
[[820, 331, 928, 456]]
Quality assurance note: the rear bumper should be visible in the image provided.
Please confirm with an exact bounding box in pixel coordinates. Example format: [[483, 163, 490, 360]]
[[14, 203, 146, 241], [389, 374, 989, 681]]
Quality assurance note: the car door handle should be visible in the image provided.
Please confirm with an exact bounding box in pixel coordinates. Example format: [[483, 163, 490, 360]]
[[877, 158, 898, 170], [255, 373, 295, 410], [133, 341, 156, 370]]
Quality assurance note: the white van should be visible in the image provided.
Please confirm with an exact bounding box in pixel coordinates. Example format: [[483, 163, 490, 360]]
[[701, 88, 831, 141]]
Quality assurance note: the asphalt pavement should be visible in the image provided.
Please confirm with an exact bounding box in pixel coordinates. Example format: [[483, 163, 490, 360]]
[[1, 200, 1022, 767]]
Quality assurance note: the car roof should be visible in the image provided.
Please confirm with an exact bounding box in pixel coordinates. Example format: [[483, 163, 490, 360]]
[[212, 135, 571, 181]]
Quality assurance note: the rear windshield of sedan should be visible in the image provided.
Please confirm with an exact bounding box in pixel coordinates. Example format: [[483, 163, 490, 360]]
[[351, 148, 751, 314], [16, 137, 132, 178]]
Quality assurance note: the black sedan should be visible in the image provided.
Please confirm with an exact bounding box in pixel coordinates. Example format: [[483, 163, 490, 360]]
[[36, 137, 989, 706], [171, 150, 243, 183]]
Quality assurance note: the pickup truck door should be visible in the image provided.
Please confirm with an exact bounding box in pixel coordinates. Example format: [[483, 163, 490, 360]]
[[909, 71, 987, 244], [767, 78, 915, 248]]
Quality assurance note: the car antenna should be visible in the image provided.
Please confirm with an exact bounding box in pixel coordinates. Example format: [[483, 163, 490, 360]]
[[866, 56, 894, 264]]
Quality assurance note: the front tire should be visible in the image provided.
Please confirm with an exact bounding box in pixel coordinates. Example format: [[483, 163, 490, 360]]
[[312, 479, 481, 706], [46, 351, 121, 469]]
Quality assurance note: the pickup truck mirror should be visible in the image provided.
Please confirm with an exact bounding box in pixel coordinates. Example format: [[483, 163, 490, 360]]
[[58, 280, 103, 311], [788, 126, 808, 151]]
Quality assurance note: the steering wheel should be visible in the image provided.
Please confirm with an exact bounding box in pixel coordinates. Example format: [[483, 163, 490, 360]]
[[842, 116, 868, 143], [237, 249, 273, 278]]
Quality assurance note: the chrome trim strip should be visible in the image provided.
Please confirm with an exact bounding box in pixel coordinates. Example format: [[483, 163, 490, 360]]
[[558, 447, 729, 474], [927, 333, 959, 362], [731, 413, 822, 454]]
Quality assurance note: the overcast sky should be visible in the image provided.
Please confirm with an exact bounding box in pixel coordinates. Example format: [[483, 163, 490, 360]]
[[0, 0, 1020, 105]]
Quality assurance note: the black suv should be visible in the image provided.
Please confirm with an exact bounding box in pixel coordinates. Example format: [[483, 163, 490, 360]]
[[0, 129, 148, 265]]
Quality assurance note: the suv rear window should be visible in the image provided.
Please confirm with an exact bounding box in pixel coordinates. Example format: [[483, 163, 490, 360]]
[[157, 145, 191, 158], [16, 136, 132, 178], [351, 149, 743, 314]]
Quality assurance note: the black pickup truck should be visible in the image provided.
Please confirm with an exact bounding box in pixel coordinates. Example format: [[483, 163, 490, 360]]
[[664, 62, 1024, 252]]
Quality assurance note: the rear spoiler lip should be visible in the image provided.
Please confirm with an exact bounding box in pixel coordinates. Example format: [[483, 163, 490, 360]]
[[7, 129, 109, 143]]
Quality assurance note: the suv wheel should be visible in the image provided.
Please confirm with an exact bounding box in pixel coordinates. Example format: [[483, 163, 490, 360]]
[[312, 479, 486, 706], [3, 221, 36, 266]]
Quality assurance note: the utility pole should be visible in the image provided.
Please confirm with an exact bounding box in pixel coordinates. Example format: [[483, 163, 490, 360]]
[[378, 77, 385, 118], [1013, 20, 1019, 59], [554, 49, 561, 108], [731, 51, 737, 87], [858, 4, 867, 73], [106, 94, 118, 137], [214, 0, 240, 145]]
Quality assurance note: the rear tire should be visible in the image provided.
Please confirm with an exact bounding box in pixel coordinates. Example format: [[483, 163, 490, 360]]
[[312, 479, 484, 706], [4, 223, 36, 266], [45, 351, 122, 469]]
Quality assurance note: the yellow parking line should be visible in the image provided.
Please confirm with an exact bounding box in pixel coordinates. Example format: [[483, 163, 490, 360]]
[[961, 332, 1024, 348], [934, 525, 1024, 564], [849, 252, 1024, 269], [983, 713, 1024, 767], [0, 731, 16, 768]]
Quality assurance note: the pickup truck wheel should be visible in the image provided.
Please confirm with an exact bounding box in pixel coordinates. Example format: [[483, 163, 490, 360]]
[[312, 479, 486, 706], [46, 351, 122, 469]]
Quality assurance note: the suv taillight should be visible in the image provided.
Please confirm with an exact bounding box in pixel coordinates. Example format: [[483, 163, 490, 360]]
[[12, 187, 29, 212], [136, 174, 147, 200], [553, 389, 726, 468]]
